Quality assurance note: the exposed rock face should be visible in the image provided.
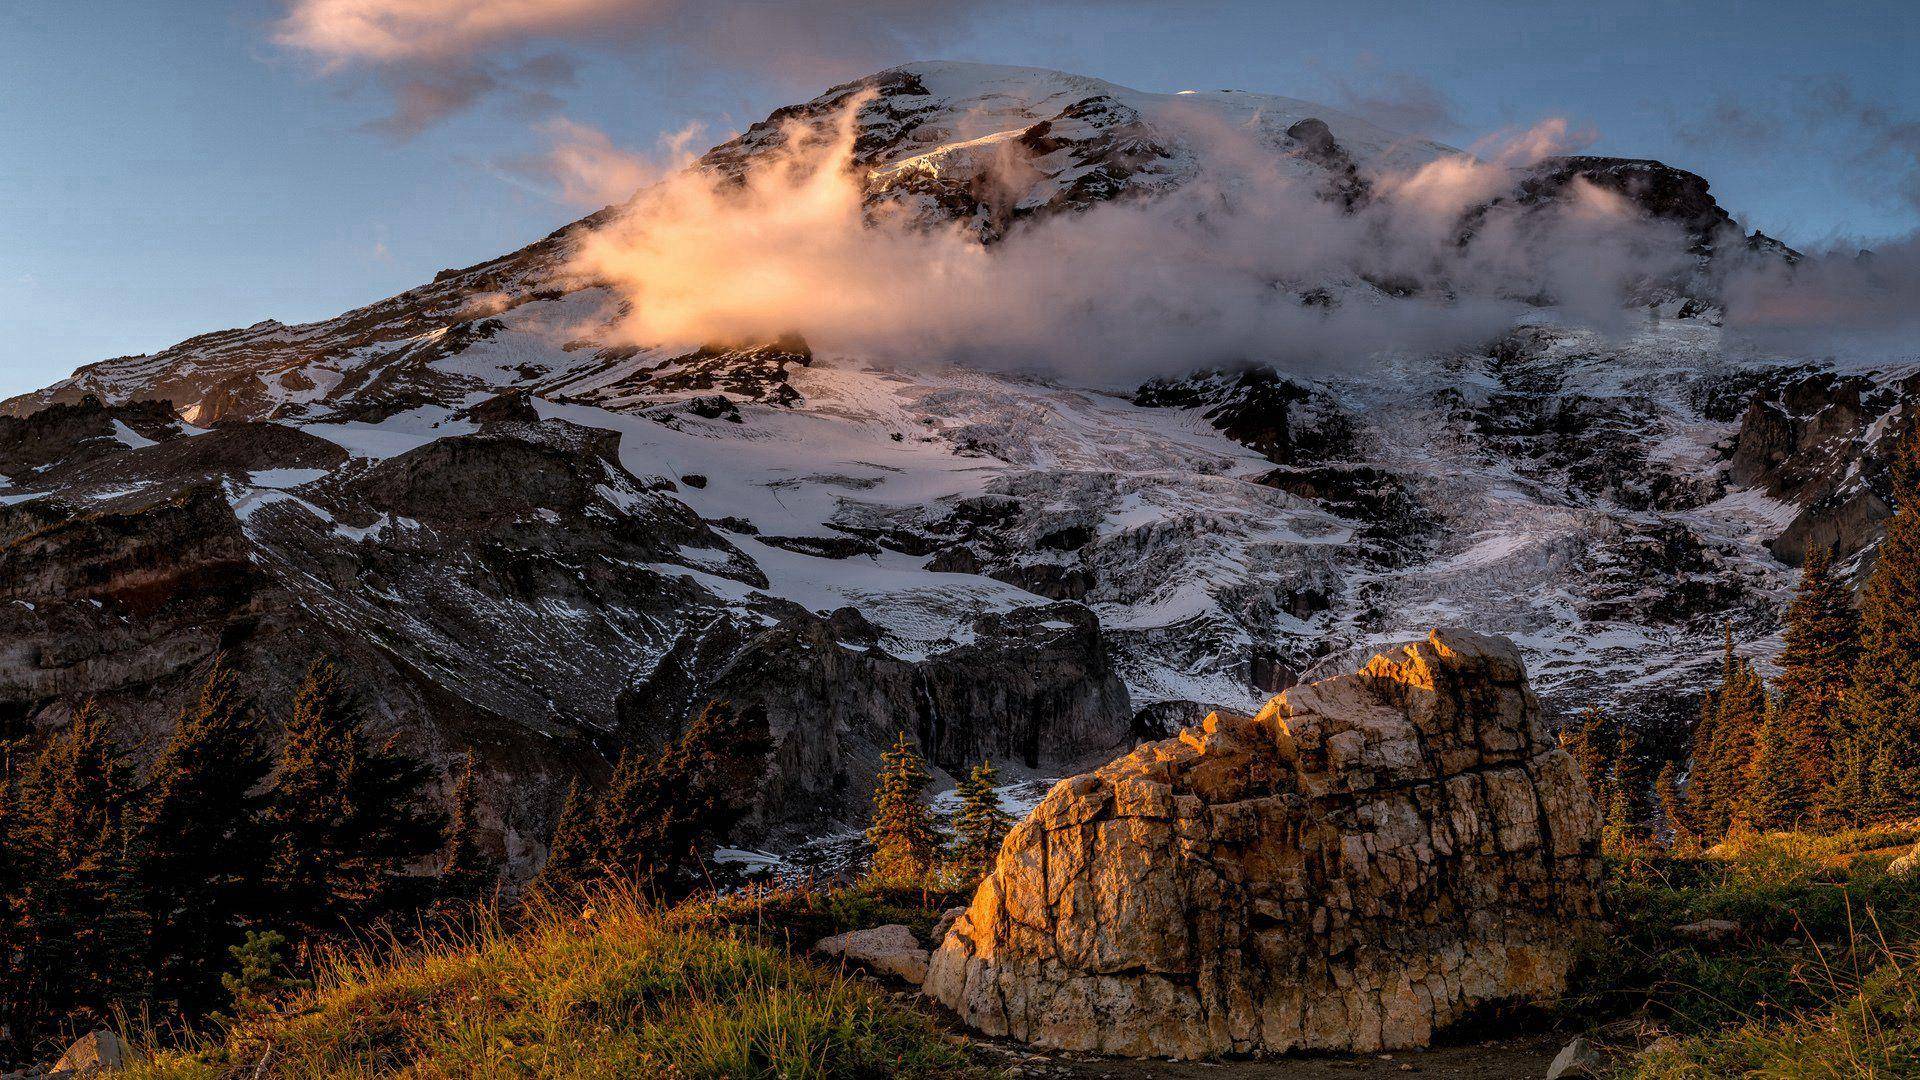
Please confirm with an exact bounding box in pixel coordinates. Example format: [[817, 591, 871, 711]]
[[619, 602, 1133, 837], [1520, 156, 1798, 266], [1726, 368, 1918, 567], [924, 629, 1601, 1059]]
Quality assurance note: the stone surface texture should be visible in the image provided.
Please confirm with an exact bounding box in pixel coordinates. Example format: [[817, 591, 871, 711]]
[[923, 628, 1603, 1059], [814, 924, 930, 985]]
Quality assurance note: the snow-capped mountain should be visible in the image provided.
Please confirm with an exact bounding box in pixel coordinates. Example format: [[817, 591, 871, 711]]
[[0, 62, 1905, 869]]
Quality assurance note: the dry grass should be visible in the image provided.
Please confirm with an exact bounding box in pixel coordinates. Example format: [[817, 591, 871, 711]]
[[1596, 827, 1920, 1077], [120, 882, 970, 1079]]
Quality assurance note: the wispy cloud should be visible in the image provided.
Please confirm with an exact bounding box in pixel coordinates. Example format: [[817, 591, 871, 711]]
[[1677, 76, 1920, 221], [274, 0, 1115, 136], [1312, 54, 1459, 137]]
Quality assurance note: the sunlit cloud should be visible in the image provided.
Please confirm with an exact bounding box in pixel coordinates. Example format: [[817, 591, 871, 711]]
[[558, 102, 1690, 383], [274, 0, 1133, 135]]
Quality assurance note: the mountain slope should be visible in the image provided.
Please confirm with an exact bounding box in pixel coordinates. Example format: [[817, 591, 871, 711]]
[[0, 61, 1896, 873]]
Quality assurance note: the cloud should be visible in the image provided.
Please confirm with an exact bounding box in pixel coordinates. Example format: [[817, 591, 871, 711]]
[[1804, 77, 1920, 216], [508, 117, 700, 205], [274, 0, 1081, 134], [1677, 77, 1920, 221], [1724, 236, 1920, 358], [1313, 55, 1459, 137], [556, 102, 1690, 383]]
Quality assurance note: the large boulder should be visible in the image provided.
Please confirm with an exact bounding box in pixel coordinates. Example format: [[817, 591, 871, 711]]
[[923, 628, 1602, 1059]]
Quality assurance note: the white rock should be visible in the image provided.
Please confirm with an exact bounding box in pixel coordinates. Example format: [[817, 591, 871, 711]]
[[49, 1030, 130, 1077], [813, 924, 930, 985], [1545, 1036, 1601, 1079]]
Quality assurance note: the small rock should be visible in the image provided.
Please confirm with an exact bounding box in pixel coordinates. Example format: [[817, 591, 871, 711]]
[[1888, 842, 1920, 878], [931, 905, 967, 947], [1674, 918, 1740, 943], [49, 1030, 130, 1077], [1545, 1036, 1600, 1079], [813, 924, 929, 985]]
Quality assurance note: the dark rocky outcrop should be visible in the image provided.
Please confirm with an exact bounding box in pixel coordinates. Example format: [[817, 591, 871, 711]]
[[0, 396, 185, 481], [1135, 367, 1355, 466], [1283, 118, 1368, 208], [573, 338, 814, 408], [1521, 156, 1800, 266], [1727, 369, 1918, 566], [619, 602, 1134, 837]]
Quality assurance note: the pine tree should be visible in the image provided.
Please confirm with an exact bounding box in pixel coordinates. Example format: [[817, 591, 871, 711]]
[[2, 701, 146, 1062], [261, 663, 444, 939], [1751, 699, 1813, 831], [1685, 627, 1768, 839], [1656, 761, 1691, 850], [0, 718, 28, 1068], [436, 755, 495, 905], [1845, 426, 1920, 819], [1826, 732, 1875, 827], [951, 759, 1012, 880], [867, 734, 941, 889], [1775, 545, 1865, 823], [1778, 546, 1861, 743], [1603, 714, 1644, 847], [533, 778, 596, 895], [593, 701, 768, 900], [1868, 737, 1909, 821], [1561, 707, 1613, 810], [220, 929, 308, 1019], [133, 659, 274, 1014], [533, 701, 768, 900]]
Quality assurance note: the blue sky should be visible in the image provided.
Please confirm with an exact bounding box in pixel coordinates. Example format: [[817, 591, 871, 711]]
[[2, 0, 1917, 397]]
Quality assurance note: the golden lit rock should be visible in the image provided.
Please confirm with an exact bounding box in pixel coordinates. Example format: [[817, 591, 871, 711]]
[[923, 628, 1602, 1059]]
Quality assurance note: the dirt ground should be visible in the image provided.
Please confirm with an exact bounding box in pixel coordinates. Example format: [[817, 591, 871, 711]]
[[969, 1035, 1567, 1079]]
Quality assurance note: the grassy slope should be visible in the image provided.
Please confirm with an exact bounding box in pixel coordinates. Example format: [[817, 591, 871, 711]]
[[1573, 826, 1920, 1078], [120, 828, 1920, 1078], [124, 885, 971, 1080]]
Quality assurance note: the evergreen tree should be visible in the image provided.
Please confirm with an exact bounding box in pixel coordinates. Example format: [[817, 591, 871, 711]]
[[867, 734, 941, 888], [436, 755, 495, 905], [1685, 675, 1725, 836], [220, 929, 308, 1019], [1868, 738, 1910, 821], [1603, 714, 1644, 847], [1846, 427, 1920, 819], [1751, 699, 1814, 831], [261, 663, 444, 939], [1656, 761, 1691, 850], [533, 778, 596, 896], [1774, 546, 1864, 823], [1826, 732, 1875, 827], [533, 701, 768, 900], [0, 713, 33, 1069], [1778, 546, 1861, 742], [951, 759, 1012, 880], [593, 701, 768, 900], [133, 659, 274, 1014], [1685, 626, 1768, 839], [2, 702, 146, 1063], [1561, 707, 1613, 809]]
